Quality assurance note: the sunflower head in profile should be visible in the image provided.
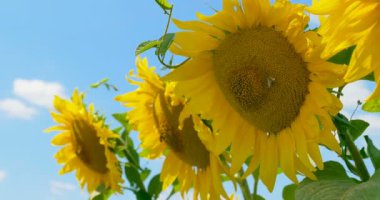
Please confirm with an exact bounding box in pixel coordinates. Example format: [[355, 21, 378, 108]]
[[164, 0, 345, 191], [46, 89, 124, 193], [309, 0, 380, 111], [115, 57, 228, 199]]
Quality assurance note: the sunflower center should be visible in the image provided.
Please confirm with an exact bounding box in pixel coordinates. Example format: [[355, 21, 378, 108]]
[[72, 119, 108, 173], [213, 26, 310, 134], [153, 91, 210, 169]]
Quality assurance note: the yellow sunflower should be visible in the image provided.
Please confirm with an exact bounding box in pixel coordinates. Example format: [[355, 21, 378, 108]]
[[308, 0, 380, 111], [46, 89, 124, 193], [164, 0, 345, 191], [115, 57, 228, 199]]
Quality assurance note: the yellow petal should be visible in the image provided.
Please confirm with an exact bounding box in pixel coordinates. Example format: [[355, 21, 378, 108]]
[[172, 19, 225, 39], [160, 152, 180, 190], [197, 12, 237, 33], [173, 31, 220, 52], [295, 157, 316, 180], [307, 0, 340, 14], [51, 132, 71, 146], [320, 130, 341, 154], [45, 125, 66, 133], [291, 121, 314, 170], [242, 134, 262, 178], [307, 142, 324, 170], [278, 129, 298, 183], [230, 127, 255, 174], [259, 135, 278, 192], [163, 53, 213, 81]]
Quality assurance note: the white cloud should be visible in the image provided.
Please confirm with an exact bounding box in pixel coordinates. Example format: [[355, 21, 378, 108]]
[[309, 14, 320, 29], [356, 114, 380, 136], [0, 99, 37, 120], [0, 170, 6, 182], [13, 79, 65, 109], [341, 81, 372, 112], [50, 180, 75, 195]]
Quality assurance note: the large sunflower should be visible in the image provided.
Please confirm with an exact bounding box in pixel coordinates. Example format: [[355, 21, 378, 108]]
[[308, 0, 380, 110], [46, 89, 124, 193], [115, 57, 228, 199], [164, 0, 345, 191]]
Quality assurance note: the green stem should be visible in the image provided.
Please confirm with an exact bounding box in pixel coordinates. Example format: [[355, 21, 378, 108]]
[[156, 5, 190, 69], [237, 169, 252, 200], [344, 128, 370, 181], [157, 53, 190, 69], [350, 100, 362, 120], [165, 189, 175, 200], [162, 6, 173, 38], [253, 170, 259, 198], [336, 85, 345, 99]]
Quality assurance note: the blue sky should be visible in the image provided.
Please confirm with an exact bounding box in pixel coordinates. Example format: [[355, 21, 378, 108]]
[[0, 0, 379, 199]]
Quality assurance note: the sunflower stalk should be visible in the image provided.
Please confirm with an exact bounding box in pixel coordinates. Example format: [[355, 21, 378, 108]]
[[252, 170, 259, 198], [344, 128, 370, 181], [237, 169, 252, 200], [335, 85, 370, 181]]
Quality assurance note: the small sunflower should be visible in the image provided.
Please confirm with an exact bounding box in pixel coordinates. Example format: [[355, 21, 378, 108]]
[[164, 0, 345, 191], [115, 57, 228, 199], [46, 89, 124, 193], [309, 0, 380, 110]]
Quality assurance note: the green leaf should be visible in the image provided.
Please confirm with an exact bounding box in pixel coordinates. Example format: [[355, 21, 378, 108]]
[[112, 127, 123, 134], [362, 72, 375, 81], [92, 186, 113, 200], [341, 170, 380, 199], [296, 161, 357, 200], [157, 33, 175, 57], [139, 148, 152, 158], [252, 194, 265, 200], [349, 119, 370, 141], [360, 147, 369, 159], [172, 179, 180, 193], [127, 144, 140, 166], [296, 161, 380, 200], [333, 113, 350, 128], [105, 84, 110, 90], [92, 191, 113, 200], [126, 136, 135, 148], [363, 98, 380, 112], [155, 0, 172, 12], [140, 168, 151, 181], [342, 153, 360, 176], [112, 113, 132, 133], [148, 174, 163, 198], [135, 40, 161, 56], [201, 119, 213, 131], [333, 114, 369, 144], [91, 78, 109, 88], [220, 174, 231, 182], [282, 184, 296, 200], [90, 78, 118, 91], [333, 113, 350, 147], [365, 136, 380, 170], [125, 164, 145, 190], [328, 46, 355, 65], [135, 189, 152, 200], [113, 144, 127, 158]]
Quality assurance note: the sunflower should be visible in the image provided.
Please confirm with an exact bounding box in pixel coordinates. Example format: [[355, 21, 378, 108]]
[[46, 89, 124, 193], [308, 0, 380, 111], [115, 57, 228, 199], [164, 0, 345, 191]]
